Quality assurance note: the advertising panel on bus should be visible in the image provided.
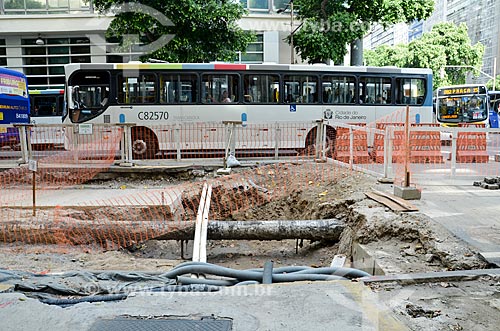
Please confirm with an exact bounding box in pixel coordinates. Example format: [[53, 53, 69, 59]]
[[0, 67, 30, 148]]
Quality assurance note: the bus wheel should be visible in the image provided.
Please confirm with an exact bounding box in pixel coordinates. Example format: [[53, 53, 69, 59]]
[[304, 127, 336, 158], [131, 128, 158, 159]]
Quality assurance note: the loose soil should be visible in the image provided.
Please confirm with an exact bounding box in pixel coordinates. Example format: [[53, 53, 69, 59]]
[[0, 164, 497, 330]]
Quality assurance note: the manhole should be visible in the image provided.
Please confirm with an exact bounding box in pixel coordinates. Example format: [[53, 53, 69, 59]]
[[91, 316, 232, 331]]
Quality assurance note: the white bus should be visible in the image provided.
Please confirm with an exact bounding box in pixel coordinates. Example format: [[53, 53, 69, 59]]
[[63, 63, 433, 159], [29, 89, 65, 148]]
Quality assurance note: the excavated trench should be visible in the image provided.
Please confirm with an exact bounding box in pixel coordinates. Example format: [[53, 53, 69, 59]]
[[0, 169, 489, 274], [124, 187, 488, 274]]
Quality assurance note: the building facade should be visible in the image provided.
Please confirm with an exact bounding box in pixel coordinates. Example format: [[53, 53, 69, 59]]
[[364, 0, 500, 85], [445, 0, 499, 84], [0, 0, 295, 89]]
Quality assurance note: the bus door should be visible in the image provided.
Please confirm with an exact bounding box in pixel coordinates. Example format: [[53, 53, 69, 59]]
[[490, 100, 500, 128]]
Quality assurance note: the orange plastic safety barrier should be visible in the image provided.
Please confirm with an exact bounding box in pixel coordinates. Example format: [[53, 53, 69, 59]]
[[456, 123, 489, 163], [334, 125, 370, 164], [372, 122, 404, 163], [407, 123, 443, 164]]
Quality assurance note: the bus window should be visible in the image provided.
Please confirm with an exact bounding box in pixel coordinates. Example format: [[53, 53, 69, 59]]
[[284, 75, 318, 104], [201, 74, 239, 103], [359, 77, 391, 105], [31, 96, 61, 117], [243, 74, 280, 103], [67, 70, 110, 123], [118, 73, 156, 104], [322, 75, 355, 104], [396, 78, 426, 105], [159, 74, 197, 104]]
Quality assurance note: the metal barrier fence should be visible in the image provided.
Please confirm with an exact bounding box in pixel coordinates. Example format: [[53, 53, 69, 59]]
[[2, 114, 500, 249], [2, 120, 500, 183]]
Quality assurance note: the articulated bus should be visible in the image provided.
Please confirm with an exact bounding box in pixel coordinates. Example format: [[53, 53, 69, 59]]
[[0, 67, 30, 149], [29, 89, 65, 148], [63, 63, 433, 158], [436, 84, 489, 127]]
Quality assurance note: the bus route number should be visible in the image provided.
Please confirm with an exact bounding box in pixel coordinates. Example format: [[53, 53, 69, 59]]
[[137, 111, 169, 121]]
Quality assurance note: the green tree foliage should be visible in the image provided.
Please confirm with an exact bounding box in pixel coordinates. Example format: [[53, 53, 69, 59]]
[[92, 0, 255, 63], [290, 0, 434, 63], [365, 22, 485, 89], [486, 75, 500, 91]]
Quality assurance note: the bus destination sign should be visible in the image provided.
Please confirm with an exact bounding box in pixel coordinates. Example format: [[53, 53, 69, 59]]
[[438, 86, 486, 96]]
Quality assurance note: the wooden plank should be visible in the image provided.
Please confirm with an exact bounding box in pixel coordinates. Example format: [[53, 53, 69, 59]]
[[365, 192, 411, 212], [365, 192, 406, 211], [199, 184, 212, 263], [192, 183, 208, 263], [370, 190, 419, 211]]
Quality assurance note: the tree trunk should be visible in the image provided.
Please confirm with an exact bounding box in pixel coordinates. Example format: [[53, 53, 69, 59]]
[[350, 38, 363, 66]]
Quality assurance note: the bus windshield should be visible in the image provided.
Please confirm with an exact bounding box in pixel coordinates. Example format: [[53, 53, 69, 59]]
[[437, 95, 488, 123], [436, 85, 489, 124]]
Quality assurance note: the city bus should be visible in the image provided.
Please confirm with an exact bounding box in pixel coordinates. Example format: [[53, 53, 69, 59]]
[[0, 67, 30, 149], [29, 89, 65, 148], [63, 63, 433, 158], [435, 84, 489, 126], [488, 90, 500, 128]]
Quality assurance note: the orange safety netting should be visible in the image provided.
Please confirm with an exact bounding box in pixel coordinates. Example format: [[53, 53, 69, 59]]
[[1, 116, 500, 251]]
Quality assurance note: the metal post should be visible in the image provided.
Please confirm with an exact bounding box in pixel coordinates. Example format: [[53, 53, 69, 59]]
[[72, 125, 78, 163], [383, 126, 390, 178], [120, 126, 125, 163], [450, 129, 457, 177], [315, 120, 324, 160], [404, 105, 410, 187], [274, 123, 281, 160], [175, 123, 181, 161], [126, 125, 133, 163], [494, 57, 497, 91], [224, 123, 232, 169], [32, 170, 36, 216], [290, 0, 294, 64], [349, 126, 354, 169], [17, 125, 30, 164], [230, 123, 237, 157], [387, 126, 394, 179]]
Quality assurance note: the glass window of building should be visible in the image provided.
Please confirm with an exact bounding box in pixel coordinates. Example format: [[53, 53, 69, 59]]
[[236, 34, 264, 63], [0, 39, 6, 66], [2, 0, 91, 14], [21, 37, 91, 88], [240, 0, 269, 11], [273, 0, 289, 11]]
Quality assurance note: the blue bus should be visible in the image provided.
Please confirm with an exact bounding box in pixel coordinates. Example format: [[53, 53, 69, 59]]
[[0, 67, 30, 148]]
